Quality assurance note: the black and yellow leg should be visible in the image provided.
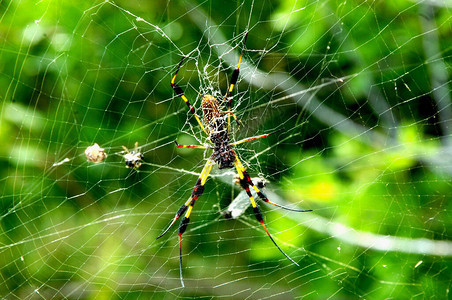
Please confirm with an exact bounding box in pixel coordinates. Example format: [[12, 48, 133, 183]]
[[171, 56, 207, 135], [235, 156, 311, 212], [157, 158, 213, 287], [229, 128, 284, 147], [223, 111, 241, 127], [224, 32, 248, 131], [233, 156, 300, 266], [251, 182, 312, 212]]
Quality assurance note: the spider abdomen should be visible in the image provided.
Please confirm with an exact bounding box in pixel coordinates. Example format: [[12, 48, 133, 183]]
[[208, 117, 236, 169], [202, 96, 236, 169], [213, 142, 236, 169]]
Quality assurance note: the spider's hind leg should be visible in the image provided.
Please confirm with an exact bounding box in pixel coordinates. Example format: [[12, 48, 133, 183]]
[[249, 179, 312, 213], [233, 155, 300, 266]]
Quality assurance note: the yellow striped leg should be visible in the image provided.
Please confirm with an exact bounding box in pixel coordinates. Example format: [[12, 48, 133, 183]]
[[234, 155, 300, 266], [224, 32, 248, 131], [234, 153, 311, 212], [157, 158, 214, 287], [223, 111, 241, 127], [171, 56, 208, 135]]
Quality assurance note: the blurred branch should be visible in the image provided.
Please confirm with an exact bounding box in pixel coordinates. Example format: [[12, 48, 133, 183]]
[[265, 189, 452, 257], [420, 4, 452, 145], [411, 0, 452, 8], [422, 144, 452, 176]]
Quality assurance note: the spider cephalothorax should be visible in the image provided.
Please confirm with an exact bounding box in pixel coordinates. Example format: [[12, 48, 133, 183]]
[[157, 32, 311, 287]]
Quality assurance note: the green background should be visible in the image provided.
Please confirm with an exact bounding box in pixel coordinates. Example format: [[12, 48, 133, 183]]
[[1, 0, 451, 298]]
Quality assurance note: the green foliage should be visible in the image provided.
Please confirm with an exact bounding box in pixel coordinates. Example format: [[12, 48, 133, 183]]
[[0, 0, 451, 298]]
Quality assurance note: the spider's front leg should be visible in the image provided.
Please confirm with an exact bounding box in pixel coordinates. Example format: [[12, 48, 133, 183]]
[[170, 56, 208, 135], [157, 158, 214, 287], [223, 31, 248, 131]]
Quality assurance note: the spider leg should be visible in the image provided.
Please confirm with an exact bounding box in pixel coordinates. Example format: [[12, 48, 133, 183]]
[[233, 155, 300, 266], [174, 140, 210, 149], [243, 171, 311, 213], [223, 32, 248, 131], [171, 56, 208, 135], [157, 158, 214, 287], [222, 111, 241, 127], [231, 147, 311, 212], [229, 128, 284, 147]]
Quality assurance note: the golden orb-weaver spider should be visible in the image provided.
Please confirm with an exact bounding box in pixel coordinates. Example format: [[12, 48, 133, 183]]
[[157, 32, 311, 287]]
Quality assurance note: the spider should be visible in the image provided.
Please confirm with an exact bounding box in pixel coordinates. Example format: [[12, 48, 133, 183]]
[[157, 32, 312, 287], [122, 142, 143, 169]]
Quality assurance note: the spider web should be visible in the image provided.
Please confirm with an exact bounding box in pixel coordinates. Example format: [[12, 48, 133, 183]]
[[1, 0, 452, 298]]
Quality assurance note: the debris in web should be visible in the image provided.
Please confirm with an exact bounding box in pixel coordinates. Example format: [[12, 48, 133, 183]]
[[222, 175, 268, 219], [52, 157, 70, 167], [84, 143, 108, 163]]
